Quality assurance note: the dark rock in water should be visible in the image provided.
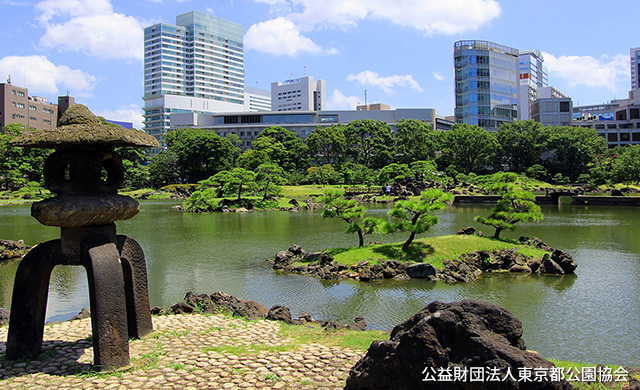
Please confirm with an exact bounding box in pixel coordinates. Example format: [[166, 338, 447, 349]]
[[267, 305, 292, 324], [406, 263, 438, 279], [347, 315, 367, 331], [150, 306, 168, 316], [539, 254, 565, 275], [509, 264, 532, 273], [0, 239, 31, 260], [69, 307, 91, 321], [551, 249, 577, 274], [0, 308, 9, 326], [456, 226, 476, 235], [345, 300, 573, 390], [611, 189, 624, 196]]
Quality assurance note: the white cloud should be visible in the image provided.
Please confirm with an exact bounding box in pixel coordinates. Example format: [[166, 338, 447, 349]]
[[96, 104, 143, 129], [327, 89, 360, 109], [255, 0, 501, 34], [543, 52, 628, 91], [245, 17, 338, 57], [36, 0, 145, 60], [432, 71, 444, 81], [347, 70, 422, 94], [0, 55, 96, 95]]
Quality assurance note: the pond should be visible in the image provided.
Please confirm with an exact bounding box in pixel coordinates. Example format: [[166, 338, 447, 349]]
[[0, 200, 639, 366]]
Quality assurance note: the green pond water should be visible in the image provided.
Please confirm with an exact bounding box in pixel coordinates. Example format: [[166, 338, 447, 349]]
[[0, 200, 639, 366]]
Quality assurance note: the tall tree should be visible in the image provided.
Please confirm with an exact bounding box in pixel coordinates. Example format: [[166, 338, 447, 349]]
[[253, 126, 309, 172], [545, 126, 607, 181], [255, 163, 286, 200], [497, 120, 549, 172], [387, 189, 452, 251], [148, 150, 180, 187], [206, 168, 257, 201], [306, 125, 347, 165], [395, 119, 440, 163], [611, 145, 640, 186], [344, 119, 395, 169], [0, 124, 51, 190], [439, 123, 499, 174], [475, 173, 543, 239], [165, 128, 238, 183]]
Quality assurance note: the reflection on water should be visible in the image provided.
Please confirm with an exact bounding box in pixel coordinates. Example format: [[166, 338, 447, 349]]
[[0, 201, 639, 365]]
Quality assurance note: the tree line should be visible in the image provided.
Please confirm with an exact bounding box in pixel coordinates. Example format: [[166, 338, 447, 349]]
[[2, 118, 640, 192]]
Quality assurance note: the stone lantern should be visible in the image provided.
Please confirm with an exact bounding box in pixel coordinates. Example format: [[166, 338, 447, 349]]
[[6, 105, 160, 369]]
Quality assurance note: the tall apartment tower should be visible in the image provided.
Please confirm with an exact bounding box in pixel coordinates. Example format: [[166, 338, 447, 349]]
[[631, 47, 640, 90], [143, 11, 245, 152], [271, 76, 326, 111], [517, 50, 548, 120], [454, 40, 519, 132], [0, 83, 58, 130]]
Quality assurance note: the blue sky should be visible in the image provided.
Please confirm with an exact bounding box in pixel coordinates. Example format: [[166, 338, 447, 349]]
[[0, 0, 636, 129]]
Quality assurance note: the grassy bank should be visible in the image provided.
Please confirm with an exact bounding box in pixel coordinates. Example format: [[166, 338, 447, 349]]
[[314, 235, 550, 270]]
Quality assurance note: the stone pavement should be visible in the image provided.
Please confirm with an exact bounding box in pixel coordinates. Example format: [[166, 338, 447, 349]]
[[0, 314, 365, 389]]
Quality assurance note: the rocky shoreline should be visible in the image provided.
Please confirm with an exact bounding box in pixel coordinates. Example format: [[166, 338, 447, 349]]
[[266, 235, 577, 283], [0, 239, 31, 261]]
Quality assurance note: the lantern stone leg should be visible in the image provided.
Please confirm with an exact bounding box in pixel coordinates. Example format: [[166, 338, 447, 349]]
[[5, 104, 160, 370]]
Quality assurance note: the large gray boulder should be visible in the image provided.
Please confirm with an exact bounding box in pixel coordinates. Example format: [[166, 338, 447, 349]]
[[345, 300, 573, 390]]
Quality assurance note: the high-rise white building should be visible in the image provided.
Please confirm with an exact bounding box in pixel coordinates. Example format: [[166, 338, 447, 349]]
[[517, 50, 549, 120], [271, 76, 326, 111], [143, 11, 245, 152], [631, 47, 640, 90]]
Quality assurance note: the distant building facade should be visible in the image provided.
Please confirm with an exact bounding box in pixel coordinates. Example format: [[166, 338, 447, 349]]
[[454, 40, 519, 132], [518, 50, 549, 120], [244, 86, 271, 112], [0, 83, 76, 131], [271, 76, 326, 112], [357, 103, 391, 111], [573, 88, 640, 148], [171, 108, 453, 149], [143, 11, 245, 152], [631, 47, 640, 90], [530, 87, 572, 126]]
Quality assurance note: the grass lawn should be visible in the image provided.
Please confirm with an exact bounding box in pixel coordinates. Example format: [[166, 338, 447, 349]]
[[281, 185, 346, 200], [316, 235, 550, 270]]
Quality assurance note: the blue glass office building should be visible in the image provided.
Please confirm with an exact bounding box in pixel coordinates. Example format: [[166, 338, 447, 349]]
[[454, 40, 519, 132]]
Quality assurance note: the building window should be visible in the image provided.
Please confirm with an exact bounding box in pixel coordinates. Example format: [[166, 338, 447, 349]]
[[620, 133, 630, 142], [17, 91, 25, 97], [16, 103, 25, 109], [559, 102, 570, 112], [607, 133, 618, 142], [29, 105, 37, 111]]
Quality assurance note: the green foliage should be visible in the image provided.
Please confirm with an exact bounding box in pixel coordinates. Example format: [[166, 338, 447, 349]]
[[395, 119, 440, 163], [319, 189, 382, 247], [305, 164, 344, 185], [148, 150, 180, 187], [439, 123, 499, 174], [253, 126, 309, 172], [306, 125, 347, 165], [545, 126, 607, 181], [183, 187, 219, 212], [475, 173, 543, 239], [255, 163, 286, 199], [344, 119, 395, 169], [165, 127, 238, 183], [497, 120, 548, 172], [0, 124, 52, 190], [525, 164, 549, 181], [236, 149, 271, 171], [338, 163, 376, 185], [387, 189, 453, 251], [377, 163, 410, 185], [611, 144, 640, 186], [209, 168, 257, 201]]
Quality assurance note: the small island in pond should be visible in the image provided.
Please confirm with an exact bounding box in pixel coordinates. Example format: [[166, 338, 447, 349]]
[[267, 233, 577, 283]]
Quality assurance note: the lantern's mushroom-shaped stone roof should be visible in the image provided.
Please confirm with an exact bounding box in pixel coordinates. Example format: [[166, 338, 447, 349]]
[[10, 104, 160, 149]]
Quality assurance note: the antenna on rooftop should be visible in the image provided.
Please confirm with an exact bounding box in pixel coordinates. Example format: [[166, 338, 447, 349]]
[[364, 90, 368, 106], [6, 74, 10, 84], [304, 66, 307, 76]]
